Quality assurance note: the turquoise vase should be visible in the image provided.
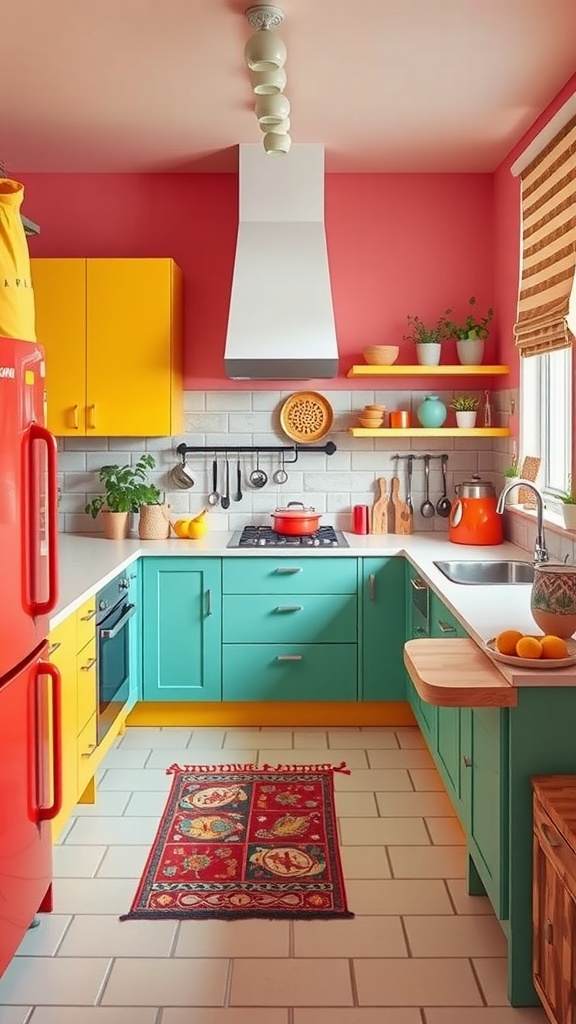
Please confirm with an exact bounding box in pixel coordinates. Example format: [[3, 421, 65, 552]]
[[417, 394, 447, 428]]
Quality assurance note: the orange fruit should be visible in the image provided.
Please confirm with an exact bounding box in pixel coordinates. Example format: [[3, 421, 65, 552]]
[[540, 635, 569, 660], [516, 636, 543, 659], [173, 518, 191, 538], [495, 629, 524, 655]]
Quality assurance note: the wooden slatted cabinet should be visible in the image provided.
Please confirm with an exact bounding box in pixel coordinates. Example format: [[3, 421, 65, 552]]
[[532, 776, 576, 1024]]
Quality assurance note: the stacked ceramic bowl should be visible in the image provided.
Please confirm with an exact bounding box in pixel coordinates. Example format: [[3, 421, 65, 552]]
[[358, 403, 386, 428]]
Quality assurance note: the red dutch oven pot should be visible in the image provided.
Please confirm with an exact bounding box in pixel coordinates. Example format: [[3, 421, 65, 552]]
[[271, 502, 323, 535]]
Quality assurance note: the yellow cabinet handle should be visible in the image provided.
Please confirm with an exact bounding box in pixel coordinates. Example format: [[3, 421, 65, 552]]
[[48, 641, 61, 655], [87, 404, 96, 429], [81, 744, 97, 758], [80, 609, 97, 622], [71, 405, 79, 429], [80, 657, 97, 672]]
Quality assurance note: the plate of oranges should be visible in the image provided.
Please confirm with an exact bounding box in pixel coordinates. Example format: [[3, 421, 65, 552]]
[[485, 630, 576, 669]]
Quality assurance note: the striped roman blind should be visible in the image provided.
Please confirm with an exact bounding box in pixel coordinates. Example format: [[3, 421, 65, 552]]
[[514, 114, 576, 358]]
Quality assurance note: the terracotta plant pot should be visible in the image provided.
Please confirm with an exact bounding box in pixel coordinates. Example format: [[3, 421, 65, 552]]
[[102, 510, 129, 540], [531, 564, 576, 638]]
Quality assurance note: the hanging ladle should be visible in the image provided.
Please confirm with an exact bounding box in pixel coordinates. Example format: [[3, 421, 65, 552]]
[[249, 450, 268, 489], [273, 451, 288, 485], [436, 454, 452, 517], [420, 454, 435, 518], [207, 456, 220, 506], [220, 454, 230, 510]]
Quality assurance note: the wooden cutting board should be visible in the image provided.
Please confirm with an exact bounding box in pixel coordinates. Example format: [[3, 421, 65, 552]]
[[390, 476, 413, 535], [371, 478, 388, 534]]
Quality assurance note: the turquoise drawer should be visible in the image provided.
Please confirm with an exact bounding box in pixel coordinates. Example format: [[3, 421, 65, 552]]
[[222, 644, 357, 701], [223, 594, 357, 643], [222, 557, 358, 595]]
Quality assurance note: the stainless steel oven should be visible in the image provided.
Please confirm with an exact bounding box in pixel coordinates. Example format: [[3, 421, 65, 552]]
[[410, 574, 430, 638], [96, 573, 136, 744]]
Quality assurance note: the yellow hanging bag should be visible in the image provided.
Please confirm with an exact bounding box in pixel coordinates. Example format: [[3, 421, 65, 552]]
[[0, 179, 36, 341]]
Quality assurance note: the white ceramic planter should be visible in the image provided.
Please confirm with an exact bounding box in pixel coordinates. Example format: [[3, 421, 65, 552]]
[[561, 503, 576, 531], [416, 343, 441, 366], [455, 410, 477, 428], [456, 338, 485, 365]]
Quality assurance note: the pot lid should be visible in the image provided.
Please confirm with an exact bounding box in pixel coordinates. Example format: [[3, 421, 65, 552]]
[[458, 474, 497, 499], [273, 504, 318, 516]]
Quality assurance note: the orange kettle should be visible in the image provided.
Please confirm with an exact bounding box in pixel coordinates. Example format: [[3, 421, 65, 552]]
[[449, 474, 503, 546]]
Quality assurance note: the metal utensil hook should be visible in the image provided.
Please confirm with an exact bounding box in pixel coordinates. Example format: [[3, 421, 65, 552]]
[[283, 446, 299, 465]]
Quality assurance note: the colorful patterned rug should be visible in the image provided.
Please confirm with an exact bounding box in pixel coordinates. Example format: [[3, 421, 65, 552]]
[[121, 762, 353, 921]]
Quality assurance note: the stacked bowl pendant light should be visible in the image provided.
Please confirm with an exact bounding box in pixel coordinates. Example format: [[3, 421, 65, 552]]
[[245, 5, 291, 154]]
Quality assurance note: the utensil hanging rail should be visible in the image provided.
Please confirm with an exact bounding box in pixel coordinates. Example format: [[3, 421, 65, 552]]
[[176, 441, 337, 465]]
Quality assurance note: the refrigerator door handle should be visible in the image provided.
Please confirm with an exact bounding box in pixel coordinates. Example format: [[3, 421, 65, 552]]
[[29, 423, 59, 616], [37, 660, 63, 822]]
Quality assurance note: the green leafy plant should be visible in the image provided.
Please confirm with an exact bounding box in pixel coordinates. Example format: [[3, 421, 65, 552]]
[[505, 460, 520, 478], [85, 454, 161, 518], [444, 296, 494, 340], [403, 309, 453, 344], [558, 477, 576, 505], [450, 394, 480, 412]]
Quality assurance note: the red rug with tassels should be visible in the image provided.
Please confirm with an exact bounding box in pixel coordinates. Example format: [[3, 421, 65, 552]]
[[121, 762, 353, 921]]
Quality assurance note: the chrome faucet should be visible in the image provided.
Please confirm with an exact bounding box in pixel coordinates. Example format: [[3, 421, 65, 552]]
[[496, 479, 550, 564]]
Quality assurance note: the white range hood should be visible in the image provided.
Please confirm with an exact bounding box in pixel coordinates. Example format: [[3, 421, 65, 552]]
[[224, 143, 338, 380]]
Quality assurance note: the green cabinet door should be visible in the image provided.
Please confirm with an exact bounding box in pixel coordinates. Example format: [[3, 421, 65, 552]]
[[362, 557, 406, 700], [462, 706, 508, 919], [405, 563, 435, 739], [142, 558, 222, 701], [430, 593, 467, 813]]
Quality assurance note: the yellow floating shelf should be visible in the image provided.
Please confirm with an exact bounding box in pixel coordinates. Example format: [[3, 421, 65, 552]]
[[348, 427, 511, 437], [347, 364, 510, 378]]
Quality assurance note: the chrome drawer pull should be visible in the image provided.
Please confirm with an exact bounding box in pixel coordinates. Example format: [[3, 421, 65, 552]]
[[206, 589, 213, 617], [541, 822, 560, 847], [100, 604, 136, 640], [410, 578, 428, 591], [80, 609, 97, 622], [80, 658, 97, 672], [274, 567, 303, 574], [414, 626, 428, 637], [48, 641, 61, 655], [462, 755, 472, 768], [438, 619, 457, 634], [369, 573, 376, 601], [276, 655, 303, 661], [276, 605, 303, 613]]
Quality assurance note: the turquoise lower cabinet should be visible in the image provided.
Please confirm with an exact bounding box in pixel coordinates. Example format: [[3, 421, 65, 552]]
[[461, 706, 508, 920], [430, 594, 467, 814], [223, 644, 357, 701], [361, 557, 406, 700], [142, 558, 222, 701], [222, 556, 358, 702]]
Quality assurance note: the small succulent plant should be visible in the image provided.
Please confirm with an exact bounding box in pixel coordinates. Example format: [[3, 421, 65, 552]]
[[450, 394, 480, 412]]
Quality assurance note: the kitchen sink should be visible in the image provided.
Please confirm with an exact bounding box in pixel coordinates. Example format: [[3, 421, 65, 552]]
[[433, 559, 535, 585]]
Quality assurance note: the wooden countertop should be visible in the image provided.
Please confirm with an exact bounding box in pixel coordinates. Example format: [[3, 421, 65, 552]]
[[404, 638, 518, 707]]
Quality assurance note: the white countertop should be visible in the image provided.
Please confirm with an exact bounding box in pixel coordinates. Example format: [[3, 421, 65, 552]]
[[53, 530, 535, 643]]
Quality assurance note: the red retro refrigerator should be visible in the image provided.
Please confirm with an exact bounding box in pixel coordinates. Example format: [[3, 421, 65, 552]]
[[0, 336, 61, 976]]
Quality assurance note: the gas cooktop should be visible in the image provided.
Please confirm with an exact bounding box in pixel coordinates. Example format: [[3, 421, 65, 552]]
[[228, 525, 349, 548]]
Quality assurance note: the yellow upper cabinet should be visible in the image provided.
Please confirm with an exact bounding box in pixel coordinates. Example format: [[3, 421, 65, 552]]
[[31, 257, 183, 437]]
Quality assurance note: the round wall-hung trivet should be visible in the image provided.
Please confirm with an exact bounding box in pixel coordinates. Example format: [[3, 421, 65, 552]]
[[280, 391, 334, 443]]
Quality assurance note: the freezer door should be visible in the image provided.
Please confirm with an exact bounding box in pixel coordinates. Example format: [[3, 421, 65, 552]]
[[0, 337, 58, 677], [0, 644, 61, 975]]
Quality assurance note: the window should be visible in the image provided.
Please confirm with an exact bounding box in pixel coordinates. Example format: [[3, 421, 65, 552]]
[[520, 346, 573, 509]]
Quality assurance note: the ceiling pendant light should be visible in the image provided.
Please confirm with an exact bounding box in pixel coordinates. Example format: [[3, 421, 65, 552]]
[[244, 6, 286, 71], [255, 93, 290, 125], [263, 132, 291, 155], [249, 66, 287, 95], [259, 116, 290, 134]]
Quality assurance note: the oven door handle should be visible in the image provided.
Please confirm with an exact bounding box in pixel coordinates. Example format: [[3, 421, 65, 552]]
[[99, 603, 136, 640]]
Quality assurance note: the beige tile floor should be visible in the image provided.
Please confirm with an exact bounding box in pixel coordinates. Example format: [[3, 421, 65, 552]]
[[0, 726, 548, 1024]]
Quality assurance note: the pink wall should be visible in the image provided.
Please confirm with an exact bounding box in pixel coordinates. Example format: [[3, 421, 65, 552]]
[[494, 72, 576, 390], [20, 169, 493, 390]]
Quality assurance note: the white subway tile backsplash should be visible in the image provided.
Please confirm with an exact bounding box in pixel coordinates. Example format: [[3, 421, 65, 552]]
[[57, 388, 511, 536]]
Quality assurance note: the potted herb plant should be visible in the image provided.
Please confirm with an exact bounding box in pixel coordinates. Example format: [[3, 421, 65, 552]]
[[403, 309, 452, 366], [451, 394, 480, 428], [85, 454, 162, 539], [558, 478, 576, 531], [444, 297, 494, 365]]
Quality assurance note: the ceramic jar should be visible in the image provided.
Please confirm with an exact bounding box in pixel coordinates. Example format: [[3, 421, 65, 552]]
[[417, 394, 447, 428], [530, 564, 576, 638]]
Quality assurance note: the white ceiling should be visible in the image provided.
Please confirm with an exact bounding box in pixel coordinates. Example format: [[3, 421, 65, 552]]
[[3, 0, 575, 174]]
